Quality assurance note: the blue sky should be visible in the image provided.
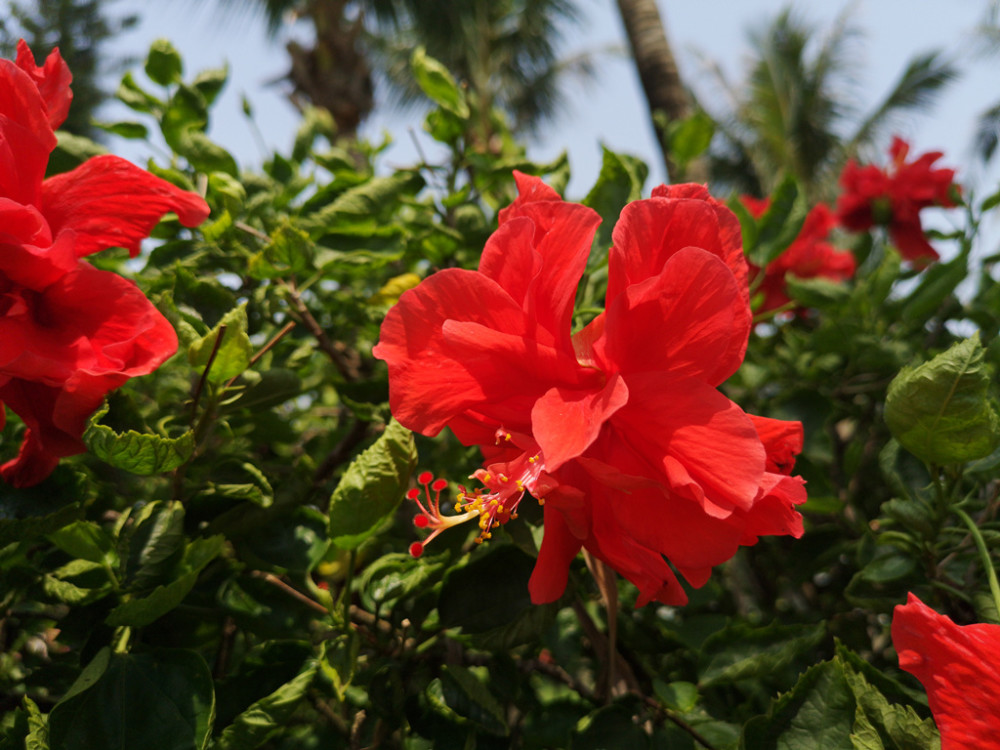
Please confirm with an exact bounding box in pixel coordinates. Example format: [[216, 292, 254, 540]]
[[104, 0, 998, 202]]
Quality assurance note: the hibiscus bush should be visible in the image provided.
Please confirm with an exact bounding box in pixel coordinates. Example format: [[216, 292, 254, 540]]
[[2, 39, 1000, 749]]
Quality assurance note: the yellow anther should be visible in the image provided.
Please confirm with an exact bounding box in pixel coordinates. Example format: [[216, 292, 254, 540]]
[[538, 497, 545, 506], [484, 473, 491, 481], [515, 480, 524, 491], [504, 433, 511, 441], [528, 455, 537, 463], [499, 474, 508, 482], [498, 505, 505, 513]]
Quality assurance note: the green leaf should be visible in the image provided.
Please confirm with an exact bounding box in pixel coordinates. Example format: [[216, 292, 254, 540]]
[[667, 110, 715, 168], [105, 536, 224, 627], [193, 65, 228, 106], [358, 552, 446, 609], [411, 47, 469, 118], [188, 302, 254, 383], [121, 501, 187, 590], [583, 146, 649, 257], [94, 120, 149, 139], [438, 665, 508, 737], [785, 276, 852, 309], [0, 469, 83, 548], [572, 702, 649, 750], [48, 648, 215, 750], [116, 71, 163, 114], [885, 334, 1000, 464], [653, 680, 698, 713], [747, 175, 809, 267], [302, 173, 424, 234], [85, 407, 194, 475], [47, 521, 116, 566], [23, 697, 47, 750], [145, 39, 183, 86], [238, 506, 329, 574], [438, 544, 535, 633], [213, 663, 317, 750], [327, 420, 416, 548], [699, 622, 825, 687], [901, 251, 967, 323], [319, 633, 359, 702], [740, 659, 856, 749], [843, 664, 940, 750]]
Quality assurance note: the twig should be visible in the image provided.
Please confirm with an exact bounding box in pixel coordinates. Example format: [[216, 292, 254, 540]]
[[223, 320, 297, 390], [189, 325, 228, 425], [283, 280, 359, 381], [250, 571, 329, 615]]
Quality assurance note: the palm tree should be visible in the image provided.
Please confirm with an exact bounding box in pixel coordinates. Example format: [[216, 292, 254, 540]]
[[614, 0, 697, 180], [697, 8, 957, 201], [211, 0, 590, 139]]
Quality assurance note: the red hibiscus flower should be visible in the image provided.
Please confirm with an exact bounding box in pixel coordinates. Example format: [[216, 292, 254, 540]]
[[836, 136, 958, 265], [374, 173, 806, 607], [892, 593, 1000, 749], [740, 197, 856, 312], [0, 41, 210, 486]]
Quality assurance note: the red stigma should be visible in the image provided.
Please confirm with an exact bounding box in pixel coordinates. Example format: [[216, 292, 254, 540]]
[[413, 515, 429, 528], [409, 541, 425, 558]]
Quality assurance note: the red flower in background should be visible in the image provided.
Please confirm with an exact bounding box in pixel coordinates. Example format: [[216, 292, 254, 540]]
[[892, 593, 1000, 749], [740, 197, 856, 312], [0, 42, 210, 486], [837, 136, 958, 265], [374, 173, 806, 607]]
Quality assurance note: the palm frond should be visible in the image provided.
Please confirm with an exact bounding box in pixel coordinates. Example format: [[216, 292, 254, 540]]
[[847, 51, 958, 158]]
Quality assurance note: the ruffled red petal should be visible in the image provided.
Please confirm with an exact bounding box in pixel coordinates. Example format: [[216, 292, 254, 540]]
[[892, 594, 1000, 749], [41, 154, 210, 257]]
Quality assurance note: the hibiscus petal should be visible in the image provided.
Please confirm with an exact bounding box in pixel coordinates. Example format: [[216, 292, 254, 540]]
[[16, 40, 72, 130], [531, 373, 629, 472], [610, 374, 765, 516], [374, 268, 589, 436], [608, 188, 748, 308], [892, 593, 1000, 749], [41, 154, 210, 258], [528, 504, 584, 604], [604, 246, 750, 385], [0, 58, 54, 206], [890, 220, 939, 265], [484, 173, 600, 347], [0, 260, 177, 379], [749, 414, 803, 474]]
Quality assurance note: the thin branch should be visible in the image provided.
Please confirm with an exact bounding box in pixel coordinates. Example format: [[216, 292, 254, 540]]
[[283, 280, 360, 381]]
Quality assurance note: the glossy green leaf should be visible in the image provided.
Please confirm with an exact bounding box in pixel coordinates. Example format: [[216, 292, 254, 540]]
[[740, 660, 856, 749], [583, 146, 648, 257], [105, 536, 224, 627], [438, 544, 535, 633], [699, 621, 825, 687], [327, 420, 416, 548], [95, 120, 149, 139], [47, 521, 116, 566], [667, 110, 715, 168], [412, 47, 469, 118], [48, 648, 214, 750], [188, 302, 254, 383], [214, 663, 317, 750], [747, 175, 809, 267], [145, 39, 183, 86], [885, 334, 1000, 464]]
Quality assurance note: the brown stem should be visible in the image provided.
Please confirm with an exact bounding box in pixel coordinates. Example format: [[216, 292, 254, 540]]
[[283, 280, 359, 381], [250, 571, 329, 615]]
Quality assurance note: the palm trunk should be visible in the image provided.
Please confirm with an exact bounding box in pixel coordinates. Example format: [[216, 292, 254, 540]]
[[615, 0, 705, 182]]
